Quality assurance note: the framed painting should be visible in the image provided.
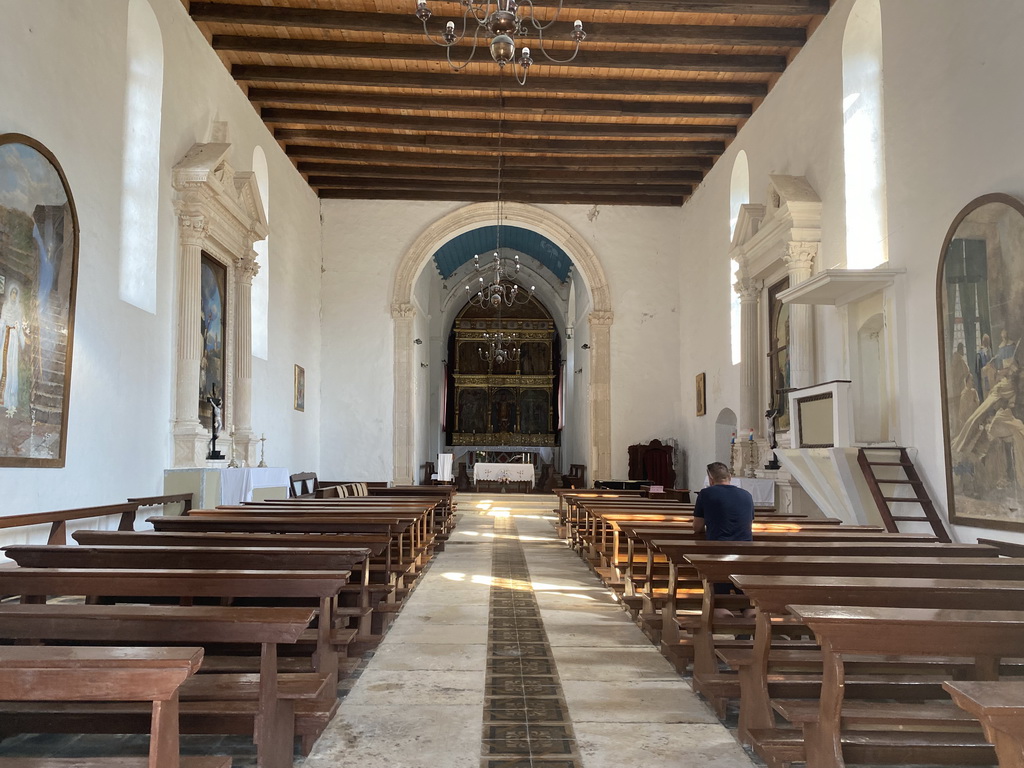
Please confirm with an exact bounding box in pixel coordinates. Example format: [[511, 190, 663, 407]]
[[938, 193, 1024, 532], [695, 372, 706, 417], [0, 134, 79, 467], [199, 253, 226, 427], [294, 364, 305, 412], [767, 276, 791, 431]]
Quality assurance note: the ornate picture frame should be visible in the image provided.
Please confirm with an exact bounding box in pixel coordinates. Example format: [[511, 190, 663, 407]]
[[938, 193, 1024, 532], [695, 372, 706, 417], [0, 134, 80, 467], [294, 364, 305, 412]]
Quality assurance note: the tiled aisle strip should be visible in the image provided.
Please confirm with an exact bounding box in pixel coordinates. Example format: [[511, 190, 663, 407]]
[[482, 513, 583, 768]]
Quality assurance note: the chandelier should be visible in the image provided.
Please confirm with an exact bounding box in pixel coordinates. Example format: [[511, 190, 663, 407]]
[[479, 324, 522, 365], [415, 0, 586, 85], [465, 251, 535, 308]]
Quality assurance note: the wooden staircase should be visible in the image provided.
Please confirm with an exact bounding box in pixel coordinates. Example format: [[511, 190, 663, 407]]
[[857, 447, 951, 542]]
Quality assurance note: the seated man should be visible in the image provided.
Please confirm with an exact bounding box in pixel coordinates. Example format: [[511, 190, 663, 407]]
[[693, 461, 755, 621]]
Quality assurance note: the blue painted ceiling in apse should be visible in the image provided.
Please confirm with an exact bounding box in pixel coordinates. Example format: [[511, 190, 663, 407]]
[[432, 225, 572, 283]]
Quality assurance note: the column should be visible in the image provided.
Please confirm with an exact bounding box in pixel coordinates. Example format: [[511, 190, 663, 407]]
[[233, 250, 259, 466], [172, 213, 208, 467], [392, 302, 416, 485], [736, 268, 761, 436], [588, 310, 614, 483], [784, 242, 818, 390]]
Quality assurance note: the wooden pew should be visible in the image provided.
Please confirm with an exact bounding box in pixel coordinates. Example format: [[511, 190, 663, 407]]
[[944, 681, 1024, 768], [70, 531, 398, 635], [0, 568, 349, 716], [642, 539, 998, 675], [783, 605, 1024, 768], [0, 604, 318, 768], [4, 543, 379, 642], [0, 645, 228, 768], [726, 571, 1024, 747]]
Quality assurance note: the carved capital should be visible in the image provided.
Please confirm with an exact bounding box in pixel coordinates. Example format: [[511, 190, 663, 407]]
[[734, 268, 760, 302], [178, 214, 209, 247], [391, 302, 416, 320], [236, 251, 260, 284], [784, 241, 818, 279], [588, 310, 614, 327]]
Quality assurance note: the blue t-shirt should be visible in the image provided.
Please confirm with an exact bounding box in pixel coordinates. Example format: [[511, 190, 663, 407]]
[[694, 484, 754, 541]]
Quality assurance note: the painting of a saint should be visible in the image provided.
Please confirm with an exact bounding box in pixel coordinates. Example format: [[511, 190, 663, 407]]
[[940, 194, 1024, 531], [199, 254, 226, 426], [0, 134, 79, 467]]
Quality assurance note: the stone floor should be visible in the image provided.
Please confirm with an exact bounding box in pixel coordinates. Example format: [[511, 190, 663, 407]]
[[0, 493, 759, 768], [299, 493, 758, 768]]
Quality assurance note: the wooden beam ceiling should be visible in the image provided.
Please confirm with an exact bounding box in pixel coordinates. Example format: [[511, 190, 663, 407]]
[[188, 0, 831, 206]]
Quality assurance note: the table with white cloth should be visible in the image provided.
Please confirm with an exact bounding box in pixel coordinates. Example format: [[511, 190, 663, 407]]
[[220, 467, 291, 504], [473, 462, 534, 491], [700, 475, 776, 506], [164, 466, 290, 509]]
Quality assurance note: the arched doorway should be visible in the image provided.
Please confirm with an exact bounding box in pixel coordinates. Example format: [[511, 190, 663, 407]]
[[390, 202, 612, 485]]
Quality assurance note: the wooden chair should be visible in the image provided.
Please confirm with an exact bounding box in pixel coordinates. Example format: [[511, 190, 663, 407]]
[[289, 472, 317, 498], [563, 464, 586, 489]]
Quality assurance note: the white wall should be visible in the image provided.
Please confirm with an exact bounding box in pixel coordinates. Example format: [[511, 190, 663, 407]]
[[675, 0, 1024, 543], [0, 0, 322, 521]]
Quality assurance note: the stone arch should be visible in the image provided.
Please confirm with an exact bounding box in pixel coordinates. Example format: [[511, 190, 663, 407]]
[[390, 202, 612, 484]]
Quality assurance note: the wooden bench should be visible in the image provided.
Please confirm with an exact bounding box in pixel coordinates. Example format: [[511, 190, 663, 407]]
[[944, 680, 1024, 768], [0, 604, 320, 768], [783, 604, 1024, 768], [0, 645, 228, 768]]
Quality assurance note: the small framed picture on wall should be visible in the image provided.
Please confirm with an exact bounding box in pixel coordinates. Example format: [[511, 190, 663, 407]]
[[294, 364, 305, 412], [695, 372, 706, 417]]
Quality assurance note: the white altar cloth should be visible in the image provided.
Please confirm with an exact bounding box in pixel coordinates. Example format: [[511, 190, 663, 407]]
[[220, 467, 290, 505], [700, 476, 775, 505], [473, 463, 534, 486]]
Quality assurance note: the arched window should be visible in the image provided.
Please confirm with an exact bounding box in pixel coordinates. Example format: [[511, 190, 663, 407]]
[[843, 0, 888, 269], [119, 0, 163, 312], [251, 146, 270, 359], [729, 151, 749, 365]]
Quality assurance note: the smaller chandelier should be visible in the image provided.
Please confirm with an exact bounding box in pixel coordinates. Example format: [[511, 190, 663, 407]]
[[415, 0, 585, 85], [479, 327, 522, 365], [465, 252, 535, 308]]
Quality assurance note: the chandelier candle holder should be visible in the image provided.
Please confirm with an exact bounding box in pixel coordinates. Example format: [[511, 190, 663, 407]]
[[415, 0, 585, 85], [466, 252, 535, 308], [479, 325, 522, 365]]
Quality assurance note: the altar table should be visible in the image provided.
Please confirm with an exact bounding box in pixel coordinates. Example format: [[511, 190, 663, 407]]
[[473, 462, 535, 488]]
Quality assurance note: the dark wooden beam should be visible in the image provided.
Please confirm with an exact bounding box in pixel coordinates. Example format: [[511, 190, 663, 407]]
[[233, 65, 769, 98], [297, 162, 706, 185], [214, 35, 787, 73], [316, 188, 684, 206], [248, 88, 754, 119], [261, 108, 737, 139], [285, 145, 712, 170], [191, 2, 819, 34], [275, 128, 724, 155], [308, 176, 691, 196]]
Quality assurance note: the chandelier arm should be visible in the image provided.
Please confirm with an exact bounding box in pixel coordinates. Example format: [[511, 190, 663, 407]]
[[534, 36, 583, 64], [512, 57, 529, 85], [443, 25, 487, 71], [519, 0, 567, 32]]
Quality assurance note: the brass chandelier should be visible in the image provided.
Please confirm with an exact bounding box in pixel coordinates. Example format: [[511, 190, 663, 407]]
[[415, 0, 586, 85]]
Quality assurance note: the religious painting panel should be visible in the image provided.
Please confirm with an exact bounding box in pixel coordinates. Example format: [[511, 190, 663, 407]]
[[520, 341, 550, 375], [520, 389, 550, 434], [0, 134, 79, 467], [939, 193, 1024, 532], [491, 387, 517, 434], [199, 253, 226, 426], [767, 276, 791, 431], [458, 388, 488, 435], [695, 372, 706, 417], [458, 340, 489, 375]]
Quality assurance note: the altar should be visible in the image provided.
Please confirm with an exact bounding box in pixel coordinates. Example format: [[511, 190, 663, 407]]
[[473, 462, 535, 492], [164, 466, 290, 509]]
